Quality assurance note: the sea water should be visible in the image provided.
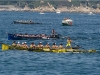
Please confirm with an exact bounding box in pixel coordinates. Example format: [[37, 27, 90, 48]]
[[0, 11, 100, 75]]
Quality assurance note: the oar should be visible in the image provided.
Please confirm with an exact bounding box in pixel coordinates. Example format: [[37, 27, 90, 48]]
[[0, 42, 4, 44], [72, 42, 85, 50]]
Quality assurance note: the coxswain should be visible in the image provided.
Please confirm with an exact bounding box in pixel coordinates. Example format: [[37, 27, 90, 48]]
[[66, 37, 72, 49], [52, 43, 58, 49], [37, 42, 44, 49], [59, 43, 64, 49], [30, 42, 36, 49], [12, 41, 16, 47], [52, 29, 55, 35], [45, 43, 51, 49]]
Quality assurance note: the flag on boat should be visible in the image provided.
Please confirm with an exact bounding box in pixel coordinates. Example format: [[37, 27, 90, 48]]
[[2, 44, 9, 51]]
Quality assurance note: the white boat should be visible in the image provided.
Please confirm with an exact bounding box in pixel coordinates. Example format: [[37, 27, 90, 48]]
[[56, 10, 61, 14], [62, 18, 73, 26], [88, 12, 95, 15], [39, 11, 45, 14], [56, 11, 61, 14]]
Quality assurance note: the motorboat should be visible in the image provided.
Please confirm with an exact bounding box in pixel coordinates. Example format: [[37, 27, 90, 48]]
[[62, 18, 73, 26]]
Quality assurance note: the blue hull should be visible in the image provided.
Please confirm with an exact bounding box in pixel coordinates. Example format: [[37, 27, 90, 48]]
[[8, 34, 43, 40], [8, 34, 61, 40]]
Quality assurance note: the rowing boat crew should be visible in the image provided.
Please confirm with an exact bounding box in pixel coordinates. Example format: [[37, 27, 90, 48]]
[[11, 41, 65, 50], [2, 37, 96, 53], [2, 43, 96, 53], [11, 37, 79, 50]]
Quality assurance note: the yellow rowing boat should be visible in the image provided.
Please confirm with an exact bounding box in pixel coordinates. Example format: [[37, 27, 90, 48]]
[[2, 44, 96, 53]]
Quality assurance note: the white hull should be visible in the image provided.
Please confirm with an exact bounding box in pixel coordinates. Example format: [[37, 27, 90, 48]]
[[62, 19, 73, 25], [39, 12, 45, 14], [88, 12, 95, 15], [56, 11, 61, 14]]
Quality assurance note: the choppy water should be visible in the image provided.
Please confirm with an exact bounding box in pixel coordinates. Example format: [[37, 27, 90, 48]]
[[0, 11, 100, 75]]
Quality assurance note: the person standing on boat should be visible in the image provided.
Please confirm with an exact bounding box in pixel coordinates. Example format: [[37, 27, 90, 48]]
[[51, 29, 56, 38], [66, 37, 72, 49], [52, 29, 55, 35]]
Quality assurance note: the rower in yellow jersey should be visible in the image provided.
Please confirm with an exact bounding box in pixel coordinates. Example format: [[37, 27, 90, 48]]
[[66, 37, 72, 49]]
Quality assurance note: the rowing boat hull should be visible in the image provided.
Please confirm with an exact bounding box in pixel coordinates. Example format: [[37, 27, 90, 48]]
[[8, 46, 97, 53], [13, 20, 42, 24], [2, 44, 96, 53], [8, 33, 43, 40], [8, 33, 61, 40], [10, 48, 97, 53], [13, 21, 34, 24]]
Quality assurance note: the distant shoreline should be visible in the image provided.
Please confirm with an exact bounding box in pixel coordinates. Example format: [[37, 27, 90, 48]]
[[0, 5, 100, 13], [0, 10, 99, 14]]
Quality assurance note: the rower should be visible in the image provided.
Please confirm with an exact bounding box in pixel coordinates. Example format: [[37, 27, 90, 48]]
[[52, 43, 58, 49], [16, 41, 21, 47], [24, 33, 29, 37], [45, 43, 50, 49], [59, 43, 64, 49], [12, 41, 16, 47], [30, 42, 36, 49], [23, 42, 28, 49], [66, 37, 72, 49], [21, 42, 24, 48], [37, 42, 44, 49]]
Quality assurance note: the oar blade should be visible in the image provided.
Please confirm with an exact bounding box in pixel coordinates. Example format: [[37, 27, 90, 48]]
[[2, 44, 9, 51]]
